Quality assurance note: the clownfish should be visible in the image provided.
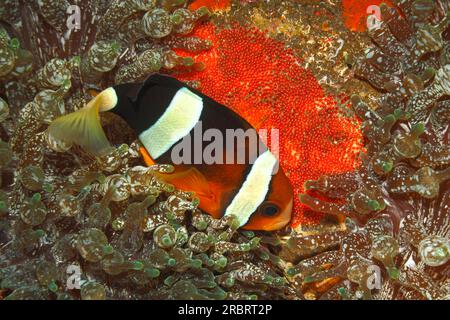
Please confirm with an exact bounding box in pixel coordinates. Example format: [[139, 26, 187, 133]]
[[48, 73, 293, 231]]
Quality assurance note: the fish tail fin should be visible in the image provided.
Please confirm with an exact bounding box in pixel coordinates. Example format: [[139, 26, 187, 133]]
[[47, 88, 118, 156]]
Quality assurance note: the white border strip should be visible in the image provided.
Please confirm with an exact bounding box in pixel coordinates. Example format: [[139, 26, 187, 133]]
[[139, 87, 203, 159], [224, 150, 277, 226]]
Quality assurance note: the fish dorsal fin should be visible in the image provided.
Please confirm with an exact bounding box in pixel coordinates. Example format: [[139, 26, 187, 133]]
[[130, 73, 183, 105], [160, 167, 215, 201]]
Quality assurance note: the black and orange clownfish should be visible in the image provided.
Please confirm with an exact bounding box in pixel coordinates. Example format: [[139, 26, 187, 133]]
[[48, 73, 294, 231]]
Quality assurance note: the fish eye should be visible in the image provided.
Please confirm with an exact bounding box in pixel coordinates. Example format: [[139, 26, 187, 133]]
[[259, 202, 280, 216]]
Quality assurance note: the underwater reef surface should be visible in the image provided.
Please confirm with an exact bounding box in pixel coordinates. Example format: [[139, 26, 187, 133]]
[[0, 0, 448, 300]]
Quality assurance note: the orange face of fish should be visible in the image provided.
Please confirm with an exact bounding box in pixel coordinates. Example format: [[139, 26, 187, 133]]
[[243, 166, 294, 231]]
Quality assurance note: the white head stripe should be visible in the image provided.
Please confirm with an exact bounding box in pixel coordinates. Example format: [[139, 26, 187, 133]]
[[139, 87, 203, 159], [224, 150, 277, 226]]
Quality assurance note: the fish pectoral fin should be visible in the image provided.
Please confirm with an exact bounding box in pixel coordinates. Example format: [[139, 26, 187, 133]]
[[161, 167, 216, 201]]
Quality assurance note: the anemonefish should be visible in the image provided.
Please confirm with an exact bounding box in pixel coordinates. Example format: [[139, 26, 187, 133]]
[[48, 73, 293, 231]]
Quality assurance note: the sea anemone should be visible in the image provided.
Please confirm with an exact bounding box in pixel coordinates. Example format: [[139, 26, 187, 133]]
[[296, 0, 449, 300], [0, 0, 448, 301], [0, 0, 294, 300]]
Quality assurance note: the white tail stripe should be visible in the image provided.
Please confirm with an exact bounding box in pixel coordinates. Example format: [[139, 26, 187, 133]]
[[139, 87, 203, 159], [224, 150, 277, 226]]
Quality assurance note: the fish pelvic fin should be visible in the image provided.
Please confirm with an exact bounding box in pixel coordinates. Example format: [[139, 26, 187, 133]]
[[160, 167, 214, 199], [46, 88, 117, 156], [158, 167, 223, 218], [139, 146, 156, 166]]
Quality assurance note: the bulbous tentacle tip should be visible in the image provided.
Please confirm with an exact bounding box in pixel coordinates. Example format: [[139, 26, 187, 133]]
[[344, 52, 355, 66], [367, 199, 381, 211], [9, 37, 20, 50], [303, 180, 314, 190], [102, 244, 114, 255]]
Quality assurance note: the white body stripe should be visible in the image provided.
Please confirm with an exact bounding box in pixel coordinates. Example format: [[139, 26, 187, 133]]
[[224, 150, 278, 226], [138, 87, 203, 159]]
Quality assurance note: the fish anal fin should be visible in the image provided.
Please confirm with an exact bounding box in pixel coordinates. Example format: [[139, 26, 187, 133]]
[[162, 167, 214, 199]]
